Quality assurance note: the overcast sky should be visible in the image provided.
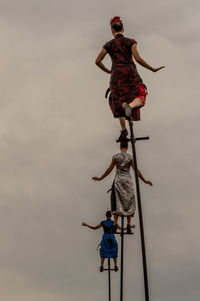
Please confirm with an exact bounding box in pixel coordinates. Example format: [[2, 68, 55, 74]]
[[0, 0, 199, 301]]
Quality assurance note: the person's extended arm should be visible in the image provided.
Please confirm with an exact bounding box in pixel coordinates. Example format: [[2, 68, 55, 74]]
[[92, 159, 115, 181], [95, 48, 112, 74], [82, 222, 102, 230], [131, 43, 165, 72], [131, 160, 153, 186]]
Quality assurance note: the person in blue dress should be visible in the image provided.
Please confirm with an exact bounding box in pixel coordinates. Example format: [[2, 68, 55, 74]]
[[82, 210, 119, 272]]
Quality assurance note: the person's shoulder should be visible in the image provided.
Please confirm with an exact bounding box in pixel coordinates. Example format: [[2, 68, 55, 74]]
[[113, 152, 121, 158], [126, 152, 133, 159], [107, 38, 115, 43], [124, 36, 137, 45], [103, 38, 115, 47]]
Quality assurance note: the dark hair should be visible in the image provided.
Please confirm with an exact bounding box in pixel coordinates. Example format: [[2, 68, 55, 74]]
[[106, 210, 112, 218], [120, 141, 128, 149], [110, 16, 123, 32]]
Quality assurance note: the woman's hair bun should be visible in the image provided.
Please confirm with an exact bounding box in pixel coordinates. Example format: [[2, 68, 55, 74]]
[[110, 16, 123, 32], [110, 16, 122, 24]]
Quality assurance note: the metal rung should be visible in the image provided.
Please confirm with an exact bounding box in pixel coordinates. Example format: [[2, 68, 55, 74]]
[[115, 232, 134, 235], [135, 136, 149, 141]]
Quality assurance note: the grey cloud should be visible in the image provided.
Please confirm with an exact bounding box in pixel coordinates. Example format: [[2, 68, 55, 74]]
[[0, 0, 199, 300]]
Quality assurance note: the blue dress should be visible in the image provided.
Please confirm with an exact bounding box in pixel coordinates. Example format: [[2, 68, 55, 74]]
[[100, 219, 118, 258]]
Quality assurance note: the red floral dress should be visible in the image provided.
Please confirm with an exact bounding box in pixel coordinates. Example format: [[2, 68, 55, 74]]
[[103, 34, 147, 121]]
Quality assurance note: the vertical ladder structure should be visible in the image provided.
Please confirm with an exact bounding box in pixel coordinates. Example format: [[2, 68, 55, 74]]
[[115, 119, 150, 301], [115, 218, 133, 301], [120, 216, 124, 301], [103, 258, 115, 301], [128, 118, 150, 301], [102, 119, 150, 301]]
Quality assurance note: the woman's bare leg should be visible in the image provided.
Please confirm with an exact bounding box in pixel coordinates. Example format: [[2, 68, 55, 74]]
[[113, 257, 118, 271], [129, 98, 143, 109], [127, 215, 132, 233], [101, 257, 105, 266], [113, 257, 118, 266], [122, 97, 143, 118], [127, 215, 131, 225], [113, 213, 118, 225], [123, 98, 142, 110], [119, 117, 126, 130]]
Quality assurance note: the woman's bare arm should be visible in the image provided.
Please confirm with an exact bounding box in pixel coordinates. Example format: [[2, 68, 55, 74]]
[[131, 44, 165, 72], [82, 222, 102, 230], [131, 160, 153, 186], [95, 48, 112, 74], [92, 159, 116, 181]]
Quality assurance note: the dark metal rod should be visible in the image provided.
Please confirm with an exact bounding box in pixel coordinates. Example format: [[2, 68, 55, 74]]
[[135, 137, 149, 141], [120, 216, 124, 301], [115, 232, 133, 235], [108, 258, 111, 301], [128, 119, 150, 301]]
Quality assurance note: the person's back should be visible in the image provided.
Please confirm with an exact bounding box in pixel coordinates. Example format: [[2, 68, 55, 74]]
[[104, 35, 136, 65], [113, 151, 132, 176], [101, 218, 114, 234]]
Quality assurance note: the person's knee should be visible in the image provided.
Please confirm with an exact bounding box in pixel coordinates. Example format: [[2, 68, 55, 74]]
[[135, 98, 143, 107]]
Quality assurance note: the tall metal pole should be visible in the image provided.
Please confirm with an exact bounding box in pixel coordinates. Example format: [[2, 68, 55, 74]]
[[128, 119, 150, 301], [120, 216, 124, 301], [108, 258, 111, 301]]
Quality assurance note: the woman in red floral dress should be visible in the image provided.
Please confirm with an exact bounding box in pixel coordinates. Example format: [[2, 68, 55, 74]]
[[95, 16, 165, 141]]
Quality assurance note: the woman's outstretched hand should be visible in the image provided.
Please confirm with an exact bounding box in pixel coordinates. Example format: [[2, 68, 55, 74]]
[[92, 177, 101, 181], [152, 66, 165, 72], [82, 222, 87, 226], [145, 180, 153, 186]]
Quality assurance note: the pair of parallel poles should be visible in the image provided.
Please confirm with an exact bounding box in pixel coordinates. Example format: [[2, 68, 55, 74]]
[[104, 219, 133, 301], [104, 119, 150, 301]]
